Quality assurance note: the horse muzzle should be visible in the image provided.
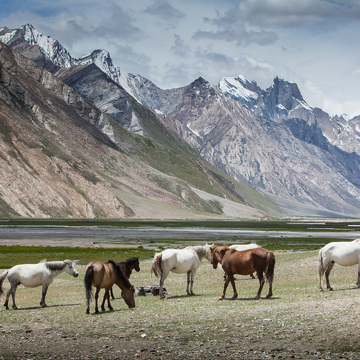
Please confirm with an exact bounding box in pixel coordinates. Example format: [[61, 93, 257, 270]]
[[73, 273, 79, 277]]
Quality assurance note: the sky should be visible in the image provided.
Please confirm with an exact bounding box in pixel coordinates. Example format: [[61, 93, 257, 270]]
[[1, 0, 360, 117]]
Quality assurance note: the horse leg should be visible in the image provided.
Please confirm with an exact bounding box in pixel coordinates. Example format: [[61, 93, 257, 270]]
[[228, 274, 238, 300], [40, 283, 49, 307], [4, 283, 17, 310], [101, 289, 113, 311], [94, 287, 100, 313], [159, 271, 169, 299], [110, 287, 115, 299], [255, 272, 265, 300], [10, 282, 19, 309], [266, 276, 273, 299], [101, 291, 107, 311], [106, 289, 113, 311], [187, 270, 195, 295], [325, 261, 335, 291], [220, 275, 231, 300], [186, 271, 191, 295]]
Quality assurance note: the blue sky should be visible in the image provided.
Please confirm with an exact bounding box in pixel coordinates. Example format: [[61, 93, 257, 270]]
[[1, 0, 360, 117]]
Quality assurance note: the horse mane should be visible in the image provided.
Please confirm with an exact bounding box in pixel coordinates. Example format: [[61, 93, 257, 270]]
[[108, 260, 132, 288], [123, 257, 138, 265], [191, 245, 210, 260], [45, 261, 66, 271]]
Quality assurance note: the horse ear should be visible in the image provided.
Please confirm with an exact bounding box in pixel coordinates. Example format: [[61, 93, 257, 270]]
[[220, 248, 227, 256], [73, 260, 80, 264]]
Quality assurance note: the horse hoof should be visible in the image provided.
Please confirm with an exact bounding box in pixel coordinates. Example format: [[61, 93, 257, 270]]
[[218, 297, 223, 301], [86, 310, 90, 314]]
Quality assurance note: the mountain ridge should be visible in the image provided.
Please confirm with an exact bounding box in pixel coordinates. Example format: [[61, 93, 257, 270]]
[[1, 24, 360, 217]]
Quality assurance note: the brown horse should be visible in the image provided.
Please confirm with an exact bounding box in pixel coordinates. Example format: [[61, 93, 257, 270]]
[[110, 257, 140, 299], [210, 245, 275, 300], [84, 260, 135, 314]]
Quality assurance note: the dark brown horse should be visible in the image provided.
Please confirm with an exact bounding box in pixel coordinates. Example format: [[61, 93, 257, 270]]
[[210, 245, 275, 300], [84, 260, 135, 314], [110, 257, 140, 299]]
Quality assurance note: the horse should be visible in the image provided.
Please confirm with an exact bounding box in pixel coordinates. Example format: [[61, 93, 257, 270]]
[[318, 238, 360, 291], [0, 260, 79, 309], [84, 260, 135, 314], [229, 243, 260, 251], [110, 257, 140, 299], [210, 245, 275, 300], [151, 244, 212, 299]]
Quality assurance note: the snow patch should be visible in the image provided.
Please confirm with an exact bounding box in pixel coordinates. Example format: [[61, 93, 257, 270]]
[[0, 29, 17, 44], [219, 76, 258, 102], [187, 123, 202, 138]]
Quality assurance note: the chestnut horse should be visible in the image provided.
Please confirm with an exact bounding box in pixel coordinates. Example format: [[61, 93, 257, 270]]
[[84, 260, 135, 314], [210, 245, 275, 300], [110, 257, 140, 299]]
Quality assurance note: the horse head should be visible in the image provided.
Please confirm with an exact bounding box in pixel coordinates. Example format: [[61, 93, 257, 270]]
[[122, 285, 136, 309], [134, 257, 140, 272], [210, 245, 229, 269], [210, 245, 219, 269], [63, 260, 79, 277]]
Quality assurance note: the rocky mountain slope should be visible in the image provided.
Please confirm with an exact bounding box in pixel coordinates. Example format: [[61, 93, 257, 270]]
[[0, 40, 274, 219], [1, 24, 360, 217]]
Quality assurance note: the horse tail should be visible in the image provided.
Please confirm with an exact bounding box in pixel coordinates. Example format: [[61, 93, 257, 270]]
[[108, 260, 132, 289], [318, 247, 325, 278], [264, 251, 276, 284], [151, 253, 163, 278], [84, 265, 94, 305], [0, 270, 8, 297]]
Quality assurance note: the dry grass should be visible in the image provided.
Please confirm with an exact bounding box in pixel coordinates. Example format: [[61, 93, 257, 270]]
[[1, 251, 360, 359]]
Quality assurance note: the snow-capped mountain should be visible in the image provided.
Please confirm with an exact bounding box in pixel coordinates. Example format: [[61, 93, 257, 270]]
[[2, 24, 360, 217]]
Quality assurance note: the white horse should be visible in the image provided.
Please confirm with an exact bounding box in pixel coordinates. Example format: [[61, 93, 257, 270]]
[[0, 260, 79, 309], [229, 243, 260, 251], [318, 239, 360, 291], [151, 244, 212, 298]]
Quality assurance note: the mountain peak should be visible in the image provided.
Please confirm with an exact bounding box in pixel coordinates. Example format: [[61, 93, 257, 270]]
[[271, 76, 304, 102], [219, 75, 259, 103]]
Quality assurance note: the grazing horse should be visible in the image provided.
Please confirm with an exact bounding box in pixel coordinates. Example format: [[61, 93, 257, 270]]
[[84, 260, 135, 314], [110, 257, 140, 299], [151, 244, 212, 299], [318, 239, 360, 291], [210, 245, 275, 300], [0, 260, 79, 309]]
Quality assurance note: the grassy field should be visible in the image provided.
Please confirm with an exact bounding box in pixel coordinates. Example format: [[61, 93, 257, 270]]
[[1, 249, 360, 359]]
